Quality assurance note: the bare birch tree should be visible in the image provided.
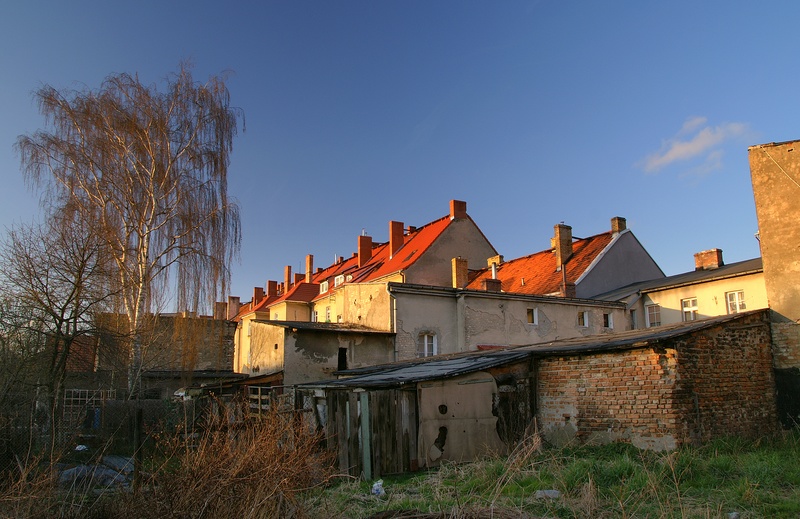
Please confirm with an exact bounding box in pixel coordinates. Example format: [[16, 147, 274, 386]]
[[16, 64, 242, 397]]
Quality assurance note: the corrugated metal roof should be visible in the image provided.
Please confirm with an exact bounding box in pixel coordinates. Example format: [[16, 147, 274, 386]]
[[302, 310, 768, 389]]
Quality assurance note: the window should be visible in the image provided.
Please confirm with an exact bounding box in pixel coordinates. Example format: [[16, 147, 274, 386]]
[[577, 311, 589, 327], [681, 297, 698, 321], [325, 306, 331, 322], [319, 281, 329, 293], [247, 321, 251, 336], [417, 333, 438, 358], [726, 291, 746, 314], [311, 311, 318, 323], [334, 275, 345, 287], [603, 313, 613, 329], [527, 308, 538, 325], [630, 309, 637, 330], [646, 304, 661, 327]]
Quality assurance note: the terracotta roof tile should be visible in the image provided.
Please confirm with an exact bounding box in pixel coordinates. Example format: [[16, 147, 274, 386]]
[[466, 232, 613, 295]]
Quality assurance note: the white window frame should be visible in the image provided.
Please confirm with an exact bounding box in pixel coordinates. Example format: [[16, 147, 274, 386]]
[[527, 308, 538, 325], [417, 333, 438, 358], [726, 291, 746, 314], [646, 304, 661, 327], [325, 306, 331, 322], [311, 311, 318, 323], [603, 313, 613, 329], [319, 281, 329, 294], [577, 311, 589, 327], [681, 297, 698, 321], [334, 275, 345, 287]]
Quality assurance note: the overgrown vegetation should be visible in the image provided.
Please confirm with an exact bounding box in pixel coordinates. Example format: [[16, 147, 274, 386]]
[[3, 423, 800, 518], [303, 431, 800, 518], [0, 407, 333, 518]]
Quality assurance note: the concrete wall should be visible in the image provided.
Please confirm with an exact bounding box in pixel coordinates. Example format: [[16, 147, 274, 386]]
[[634, 272, 767, 328], [536, 311, 777, 450], [242, 321, 286, 376], [578, 231, 664, 299]]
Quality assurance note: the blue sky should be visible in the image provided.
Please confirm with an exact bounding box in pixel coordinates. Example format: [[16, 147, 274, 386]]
[[1, 1, 796, 305]]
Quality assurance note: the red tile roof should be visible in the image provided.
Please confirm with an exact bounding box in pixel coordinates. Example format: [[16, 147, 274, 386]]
[[466, 232, 614, 295], [270, 281, 321, 305]]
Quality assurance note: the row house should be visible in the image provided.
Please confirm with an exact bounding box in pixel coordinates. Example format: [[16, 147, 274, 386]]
[[231, 200, 665, 386]]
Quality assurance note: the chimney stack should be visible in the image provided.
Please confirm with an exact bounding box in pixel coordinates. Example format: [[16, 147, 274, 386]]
[[390, 221, 404, 258], [305, 254, 314, 283], [611, 216, 627, 234], [226, 296, 241, 320], [553, 223, 573, 267], [267, 280, 278, 297], [483, 278, 502, 292], [284, 265, 292, 291], [253, 286, 265, 305], [294, 273, 305, 284], [450, 199, 467, 220], [214, 302, 227, 320], [452, 257, 468, 288], [695, 249, 724, 270], [358, 234, 373, 267]]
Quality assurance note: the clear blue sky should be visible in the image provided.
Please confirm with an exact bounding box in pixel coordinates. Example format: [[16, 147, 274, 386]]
[[1, 1, 796, 306]]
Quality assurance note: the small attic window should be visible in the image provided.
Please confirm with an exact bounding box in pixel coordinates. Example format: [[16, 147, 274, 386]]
[[527, 308, 538, 325], [320, 281, 329, 293], [334, 275, 345, 287]]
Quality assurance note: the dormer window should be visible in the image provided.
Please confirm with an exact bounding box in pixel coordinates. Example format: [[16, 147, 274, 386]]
[[320, 281, 329, 294], [334, 275, 345, 287]]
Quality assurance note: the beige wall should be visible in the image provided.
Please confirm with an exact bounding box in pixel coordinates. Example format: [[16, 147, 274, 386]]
[[632, 273, 767, 328], [239, 321, 285, 376], [392, 286, 627, 360], [233, 311, 270, 372]]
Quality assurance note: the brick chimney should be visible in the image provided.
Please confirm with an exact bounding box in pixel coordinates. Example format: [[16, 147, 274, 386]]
[[560, 281, 576, 298], [487, 255, 504, 268], [611, 216, 627, 234], [253, 286, 265, 306], [305, 254, 314, 283], [226, 296, 241, 320], [450, 199, 467, 220], [284, 265, 292, 291], [358, 234, 373, 267], [483, 278, 502, 292], [294, 273, 305, 284], [695, 249, 724, 270], [267, 280, 278, 297], [553, 223, 573, 267], [452, 257, 468, 288], [389, 221, 404, 258]]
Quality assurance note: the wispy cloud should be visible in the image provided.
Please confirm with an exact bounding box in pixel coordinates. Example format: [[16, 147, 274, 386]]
[[639, 117, 749, 174]]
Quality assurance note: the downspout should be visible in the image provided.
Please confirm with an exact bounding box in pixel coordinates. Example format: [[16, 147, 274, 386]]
[[456, 291, 466, 353], [386, 284, 399, 361]]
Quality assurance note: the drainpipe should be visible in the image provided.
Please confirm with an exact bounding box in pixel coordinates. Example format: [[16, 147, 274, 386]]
[[386, 284, 399, 361]]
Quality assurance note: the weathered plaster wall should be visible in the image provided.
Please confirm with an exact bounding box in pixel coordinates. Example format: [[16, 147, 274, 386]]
[[417, 372, 507, 468], [393, 290, 458, 359], [577, 231, 664, 299], [405, 218, 496, 287], [338, 283, 393, 331], [244, 322, 285, 376], [283, 330, 395, 385]]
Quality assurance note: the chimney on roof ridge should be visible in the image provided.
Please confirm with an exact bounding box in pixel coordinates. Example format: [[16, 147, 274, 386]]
[[358, 234, 373, 267], [407, 225, 417, 233], [253, 286, 265, 305], [267, 280, 278, 297], [284, 265, 292, 291], [553, 223, 573, 266], [390, 220, 404, 258], [305, 255, 314, 283], [450, 200, 467, 220], [695, 249, 724, 270], [611, 216, 627, 234], [294, 273, 304, 284], [487, 255, 504, 268], [452, 257, 468, 288]]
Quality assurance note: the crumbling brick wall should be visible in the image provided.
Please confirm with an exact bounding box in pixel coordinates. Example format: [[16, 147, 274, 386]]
[[536, 311, 777, 450]]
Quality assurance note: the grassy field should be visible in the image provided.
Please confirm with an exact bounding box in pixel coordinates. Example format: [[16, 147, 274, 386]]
[[303, 431, 800, 518]]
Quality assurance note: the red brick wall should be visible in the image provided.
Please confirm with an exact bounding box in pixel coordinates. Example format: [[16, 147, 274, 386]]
[[536, 311, 777, 449]]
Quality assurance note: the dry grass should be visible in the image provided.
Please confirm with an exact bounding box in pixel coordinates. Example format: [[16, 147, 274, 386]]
[[0, 405, 335, 518]]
